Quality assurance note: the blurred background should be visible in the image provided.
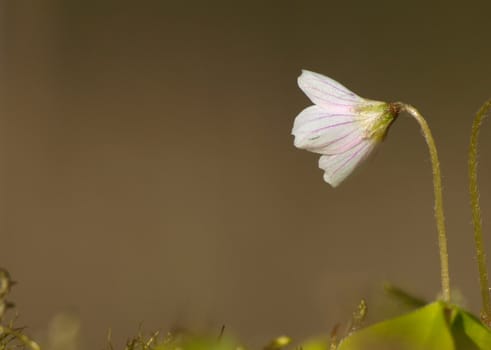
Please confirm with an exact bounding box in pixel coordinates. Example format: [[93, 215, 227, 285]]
[[2, 1, 491, 349]]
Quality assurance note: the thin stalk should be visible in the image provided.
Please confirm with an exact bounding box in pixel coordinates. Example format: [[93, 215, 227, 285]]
[[469, 100, 491, 323], [392, 103, 450, 302], [0, 325, 41, 350]]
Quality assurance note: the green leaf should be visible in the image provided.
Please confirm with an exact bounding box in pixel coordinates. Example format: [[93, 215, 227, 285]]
[[263, 336, 292, 350], [337, 302, 454, 350], [383, 283, 427, 309], [153, 334, 239, 350], [298, 337, 330, 350], [451, 308, 491, 350]]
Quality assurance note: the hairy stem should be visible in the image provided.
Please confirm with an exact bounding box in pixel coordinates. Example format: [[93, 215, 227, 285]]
[[469, 100, 491, 323], [393, 103, 450, 302]]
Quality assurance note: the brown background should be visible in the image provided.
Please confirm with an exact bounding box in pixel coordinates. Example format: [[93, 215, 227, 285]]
[[2, 1, 491, 349]]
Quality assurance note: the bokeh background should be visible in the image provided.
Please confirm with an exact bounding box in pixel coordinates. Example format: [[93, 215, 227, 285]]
[[2, 1, 491, 349]]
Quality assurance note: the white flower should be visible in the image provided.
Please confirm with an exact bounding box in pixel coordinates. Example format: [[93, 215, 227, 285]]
[[292, 70, 398, 187]]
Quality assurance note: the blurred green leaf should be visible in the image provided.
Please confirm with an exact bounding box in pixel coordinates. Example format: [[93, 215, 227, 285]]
[[383, 283, 427, 309], [263, 336, 291, 350], [335, 302, 491, 350], [153, 334, 240, 350], [298, 337, 330, 350], [337, 302, 454, 350]]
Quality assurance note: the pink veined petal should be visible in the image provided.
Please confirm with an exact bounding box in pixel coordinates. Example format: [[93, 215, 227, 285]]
[[318, 140, 377, 187], [298, 70, 363, 109], [292, 105, 364, 154], [312, 127, 367, 155], [292, 103, 355, 130]]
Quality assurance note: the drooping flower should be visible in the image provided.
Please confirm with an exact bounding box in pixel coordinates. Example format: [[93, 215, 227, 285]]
[[292, 70, 399, 187]]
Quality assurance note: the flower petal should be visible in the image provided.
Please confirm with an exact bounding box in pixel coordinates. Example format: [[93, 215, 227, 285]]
[[292, 105, 365, 155], [298, 70, 363, 108], [318, 140, 377, 187]]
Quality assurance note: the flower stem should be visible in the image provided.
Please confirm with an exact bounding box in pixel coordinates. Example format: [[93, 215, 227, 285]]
[[393, 103, 450, 303], [468, 99, 491, 323]]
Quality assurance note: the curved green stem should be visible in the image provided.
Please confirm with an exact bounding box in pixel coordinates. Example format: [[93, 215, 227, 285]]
[[393, 103, 450, 302], [0, 325, 41, 350], [469, 99, 491, 323]]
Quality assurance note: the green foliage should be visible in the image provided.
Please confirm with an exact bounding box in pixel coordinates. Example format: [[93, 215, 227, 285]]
[[383, 283, 426, 310], [3, 269, 491, 350], [0, 269, 40, 350], [298, 337, 331, 350], [151, 333, 241, 350], [337, 302, 491, 350], [263, 336, 292, 350]]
